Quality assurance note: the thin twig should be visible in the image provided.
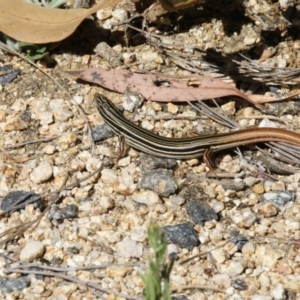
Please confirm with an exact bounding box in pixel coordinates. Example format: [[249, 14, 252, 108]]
[[16, 262, 141, 272], [171, 284, 224, 293], [3, 130, 84, 150]]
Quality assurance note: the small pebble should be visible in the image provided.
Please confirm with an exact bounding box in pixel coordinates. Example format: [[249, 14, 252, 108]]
[[92, 124, 114, 142], [38, 111, 53, 125], [20, 241, 44, 262], [53, 107, 73, 122], [70, 159, 85, 171], [230, 231, 249, 251], [130, 226, 147, 242], [140, 169, 177, 197], [117, 156, 131, 167], [232, 278, 248, 291], [107, 266, 131, 278], [101, 169, 118, 185], [0, 276, 30, 293], [271, 283, 286, 300], [123, 95, 139, 112], [0, 65, 20, 86], [115, 239, 143, 258], [261, 190, 295, 207], [100, 196, 114, 210], [1, 190, 42, 212], [97, 145, 114, 157], [30, 161, 53, 183], [259, 203, 277, 217], [43, 144, 56, 154], [211, 248, 227, 263], [139, 154, 177, 173], [221, 102, 235, 116], [162, 222, 199, 250], [170, 195, 186, 206], [72, 95, 83, 105], [57, 133, 77, 150], [244, 35, 256, 46], [1, 116, 28, 131], [185, 158, 199, 166], [167, 102, 178, 114], [253, 184, 264, 194], [255, 244, 283, 268], [48, 204, 78, 220], [111, 8, 127, 22], [96, 7, 112, 20], [132, 190, 160, 206], [231, 208, 257, 228], [220, 260, 246, 277], [141, 120, 154, 130], [186, 201, 218, 224]]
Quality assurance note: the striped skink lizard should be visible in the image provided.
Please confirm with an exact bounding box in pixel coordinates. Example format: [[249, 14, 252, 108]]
[[95, 93, 300, 168]]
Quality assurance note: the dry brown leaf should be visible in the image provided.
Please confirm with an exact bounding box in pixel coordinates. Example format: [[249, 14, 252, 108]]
[[0, 0, 120, 44], [248, 89, 300, 104], [67, 68, 262, 108]]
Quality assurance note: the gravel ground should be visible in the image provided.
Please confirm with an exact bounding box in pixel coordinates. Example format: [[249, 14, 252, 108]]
[[1, 0, 300, 299]]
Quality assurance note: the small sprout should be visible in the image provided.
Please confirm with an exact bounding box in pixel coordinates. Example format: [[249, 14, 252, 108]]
[[142, 222, 174, 300]]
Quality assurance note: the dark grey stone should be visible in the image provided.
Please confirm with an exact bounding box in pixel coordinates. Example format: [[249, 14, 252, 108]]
[[186, 201, 218, 224], [67, 246, 80, 255], [232, 279, 248, 291], [0, 65, 20, 86], [139, 154, 177, 173], [92, 124, 114, 142], [162, 223, 199, 250], [0, 276, 30, 293], [140, 169, 177, 197], [1, 191, 43, 213], [230, 231, 249, 251], [20, 111, 31, 123], [179, 185, 210, 203]]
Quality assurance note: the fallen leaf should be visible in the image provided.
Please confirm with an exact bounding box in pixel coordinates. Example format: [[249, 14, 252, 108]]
[[67, 68, 262, 107], [248, 89, 300, 104], [0, 0, 120, 44]]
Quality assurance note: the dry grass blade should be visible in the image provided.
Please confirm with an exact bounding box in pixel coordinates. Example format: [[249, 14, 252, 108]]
[[189, 99, 240, 129], [170, 284, 224, 293], [3, 130, 84, 150], [14, 262, 140, 272], [234, 54, 300, 85], [259, 142, 300, 166]]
